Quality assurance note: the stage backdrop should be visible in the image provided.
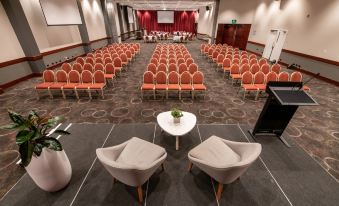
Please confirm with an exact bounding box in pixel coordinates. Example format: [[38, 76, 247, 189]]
[[137, 10, 197, 33]]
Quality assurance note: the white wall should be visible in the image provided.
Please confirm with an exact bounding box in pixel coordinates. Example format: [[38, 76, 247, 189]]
[[0, 2, 25, 62], [19, 0, 82, 52], [197, 4, 215, 36], [80, 0, 107, 41]]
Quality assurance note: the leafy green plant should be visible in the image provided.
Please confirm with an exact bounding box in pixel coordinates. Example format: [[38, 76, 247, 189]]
[[171, 108, 183, 118], [0, 110, 70, 167]]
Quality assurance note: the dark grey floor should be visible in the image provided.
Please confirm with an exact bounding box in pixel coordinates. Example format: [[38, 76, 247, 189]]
[[0, 123, 338, 206]]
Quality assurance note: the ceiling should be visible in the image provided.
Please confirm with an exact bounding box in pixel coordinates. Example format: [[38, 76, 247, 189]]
[[115, 0, 215, 11]]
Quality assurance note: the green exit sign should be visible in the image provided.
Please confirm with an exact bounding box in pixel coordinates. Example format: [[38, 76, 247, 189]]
[[231, 19, 237, 24]]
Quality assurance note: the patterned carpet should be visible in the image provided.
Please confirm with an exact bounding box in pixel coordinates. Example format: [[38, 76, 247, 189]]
[[0, 39, 338, 199]]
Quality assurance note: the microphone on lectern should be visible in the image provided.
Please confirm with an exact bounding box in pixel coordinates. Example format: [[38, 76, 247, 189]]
[[298, 73, 320, 91]]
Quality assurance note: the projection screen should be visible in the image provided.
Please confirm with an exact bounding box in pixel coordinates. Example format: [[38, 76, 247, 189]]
[[39, 0, 82, 25], [157, 11, 174, 23]]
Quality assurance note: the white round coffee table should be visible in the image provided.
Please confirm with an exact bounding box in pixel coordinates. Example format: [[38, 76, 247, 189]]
[[157, 111, 197, 150]]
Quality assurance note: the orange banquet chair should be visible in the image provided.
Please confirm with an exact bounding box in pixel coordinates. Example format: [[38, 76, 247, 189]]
[[141, 71, 155, 99], [250, 64, 260, 74], [188, 63, 198, 75], [258, 58, 267, 67], [120, 53, 128, 70], [266, 71, 278, 84], [186, 58, 194, 67], [72, 63, 83, 74], [113, 58, 123, 74], [253, 71, 266, 100], [35, 70, 55, 99], [168, 63, 177, 73], [178, 63, 188, 74], [76, 70, 93, 99], [249, 54, 257, 60], [168, 58, 176, 65], [240, 71, 257, 100], [147, 63, 157, 74], [180, 71, 193, 99], [230, 64, 240, 85], [249, 58, 258, 67], [104, 57, 113, 65], [290, 71, 310, 91], [48, 70, 68, 98], [105, 63, 116, 85], [278, 71, 289, 82], [200, 44, 206, 55], [260, 63, 270, 75], [216, 54, 225, 71], [177, 58, 185, 66], [94, 63, 105, 72], [154, 71, 167, 99], [95, 58, 104, 65], [223, 58, 232, 78], [76, 57, 85, 66], [61, 63, 72, 74], [167, 71, 180, 99], [125, 50, 133, 62], [159, 58, 167, 65], [157, 63, 167, 73], [271, 64, 281, 74], [62, 70, 81, 99], [83, 63, 94, 73], [232, 58, 240, 65], [150, 58, 159, 67], [89, 70, 106, 99], [192, 71, 207, 99], [85, 57, 95, 66]]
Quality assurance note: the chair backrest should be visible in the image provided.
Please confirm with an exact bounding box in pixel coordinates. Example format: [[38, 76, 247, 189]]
[[168, 71, 179, 84], [177, 58, 185, 66], [266, 71, 278, 83], [94, 63, 105, 72], [111, 53, 119, 59], [249, 54, 256, 59], [55, 70, 68, 83], [81, 70, 93, 83], [254, 71, 265, 84], [241, 71, 253, 84], [260, 63, 270, 74], [105, 63, 115, 75], [178, 63, 187, 74], [87, 53, 94, 58], [120, 53, 127, 62], [155, 71, 167, 84], [241, 59, 249, 65], [186, 58, 194, 67], [208, 48, 214, 56], [230, 64, 240, 74], [95, 58, 104, 65], [143, 71, 154, 84], [192, 71, 204, 84], [217, 54, 225, 64], [125, 50, 132, 58], [147, 63, 157, 74], [232, 58, 240, 65], [157, 63, 167, 73], [113, 58, 122, 67], [72, 63, 83, 74], [159, 58, 167, 65], [93, 70, 105, 84], [76, 57, 85, 66], [68, 70, 80, 83], [61, 63, 72, 73], [184, 54, 191, 60], [42, 70, 55, 83], [85, 57, 95, 66], [258, 58, 267, 67], [103, 54, 111, 59], [290, 71, 302, 82], [278, 71, 289, 81], [168, 58, 176, 65], [168, 63, 177, 73], [83, 63, 93, 73], [150, 58, 159, 66], [223, 58, 231, 67], [250, 64, 260, 74], [104, 58, 112, 65], [180, 71, 191, 84], [188, 63, 198, 74], [249, 58, 258, 66], [240, 63, 250, 74], [271, 64, 281, 74]]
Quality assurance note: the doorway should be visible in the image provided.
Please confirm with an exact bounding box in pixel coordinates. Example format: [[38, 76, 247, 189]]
[[216, 24, 251, 50]]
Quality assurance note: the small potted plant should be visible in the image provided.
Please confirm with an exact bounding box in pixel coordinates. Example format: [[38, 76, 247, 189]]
[[0, 110, 72, 192], [171, 108, 184, 124]]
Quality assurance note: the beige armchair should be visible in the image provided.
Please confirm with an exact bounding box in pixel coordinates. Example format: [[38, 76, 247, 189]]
[[188, 135, 261, 200], [96, 137, 167, 203]]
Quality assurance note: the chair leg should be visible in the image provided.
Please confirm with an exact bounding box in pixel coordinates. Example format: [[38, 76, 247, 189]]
[[101, 89, 104, 99], [62, 89, 66, 99], [137, 186, 143, 203], [36, 90, 40, 100], [188, 161, 193, 172], [192, 90, 194, 100], [243, 89, 246, 100], [141, 90, 143, 99], [166, 90, 168, 99], [48, 89, 53, 99], [153, 89, 155, 100], [75, 89, 79, 99], [88, 89, 92, 99], [216, 182, 223, 200]]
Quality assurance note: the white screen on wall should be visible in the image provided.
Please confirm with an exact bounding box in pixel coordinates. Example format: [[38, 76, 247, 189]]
[[157, 11, 174, 23], [39, 0, 82, 25], [127, 7, 134, 23]]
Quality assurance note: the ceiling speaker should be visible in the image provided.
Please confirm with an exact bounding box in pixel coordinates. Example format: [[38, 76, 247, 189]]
[[206, 6, 210, 11]]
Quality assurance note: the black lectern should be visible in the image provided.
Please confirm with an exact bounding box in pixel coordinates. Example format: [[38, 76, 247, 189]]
[[249, 81, 318, 147]]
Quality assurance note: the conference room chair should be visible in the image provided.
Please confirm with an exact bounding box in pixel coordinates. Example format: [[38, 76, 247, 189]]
[[230, 64, 241, 85], [180, 71, 193, 99], [94, 63, 104, 72], [260, 63, 270, 75], [104, 57, 112, 65], [113, 58, 123, 74], [152, 54, 159, 60], [186, 58, 194, 67], [76, 57, 85, 66], [103, 54, 111, 60], [240, 71, 257, 99], [241, 51, 247, 56], [178, 63, 188, 74], [83, 63, 94, 73], [141, 71, 155, 99], [61, 63, 72, 74], [49, 70, 68, 98], [167, 71, 180, 99], [271, 64, 281, 74], [203, 46, 210, 57], [120, 53, 128, 70], [75, 70, 93, 99], [200, 44, 206, 55], [87, 53, 94, 58], [89, 70, 106, 99], [150, 58, 159, 66], [157, 63, 167, 73], [72, 63, 83, 74], [208, 48, 214, 61], [125, 50, 133, 62], [95, 59, 104, 66], [278, 71, 289, 81], [35, 70, 55, 99], [147, 63, 157, 74], [184, 54, 191, 60], [111, 53, 119, 60], [266, 71, 278, 85], [160, 54, 167, 59], [168, 58, 176, 65], [249, 58, 258, 66], [258, 58, 267, 67], [168, 63, 177, 73], [233, 54, 240, 60], [129, 48, 136, 61], [104, 63, 115, 85], [253, 71, 266, 100], [222, 58, 232, 78], [232, 58, 240, 65], [169, 54, 176, 59], [192, 71, 206, 99], [240, 59, 249, 66], [216, 54, 225, 71], [250, 64, 260, 74], [290, 71, 311, 91], [154, 71, 167, 99], [62, 70, 80, 99], [188, 63, 198, 75], [177, 54, 184, 59], [85, 57, 95, 66], [226, 54, 233, 60], [177, 58, 185, 67], [188, 135, 261, 200], [159, 58, 167, 65]]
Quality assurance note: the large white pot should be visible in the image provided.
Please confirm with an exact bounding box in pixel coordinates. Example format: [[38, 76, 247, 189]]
[[25, 148, 72, 192]]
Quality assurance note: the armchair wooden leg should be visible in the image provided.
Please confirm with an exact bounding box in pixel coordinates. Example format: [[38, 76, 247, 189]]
[[188, 161, 193, 172], [137, 186, 143, 203], [216, 182, 223, 200]]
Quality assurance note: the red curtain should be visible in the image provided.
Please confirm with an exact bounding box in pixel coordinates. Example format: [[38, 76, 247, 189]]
[[137, 10, 197, 34]]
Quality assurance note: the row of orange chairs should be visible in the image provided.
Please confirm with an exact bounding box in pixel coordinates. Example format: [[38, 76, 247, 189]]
[[35, 70, 106, 99], [147, 62, 198, 75]]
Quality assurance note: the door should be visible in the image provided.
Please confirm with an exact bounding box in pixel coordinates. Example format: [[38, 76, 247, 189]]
[[223, 25, 236, 46], [233, 24, 251, 50]]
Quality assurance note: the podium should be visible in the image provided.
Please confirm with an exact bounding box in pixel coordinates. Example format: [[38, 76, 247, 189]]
[[249, 82, 318, 147]]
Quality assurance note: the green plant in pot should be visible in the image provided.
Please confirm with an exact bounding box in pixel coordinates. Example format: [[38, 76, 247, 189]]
[[171, 108, 184, 124], [0, 110, 72, 192]]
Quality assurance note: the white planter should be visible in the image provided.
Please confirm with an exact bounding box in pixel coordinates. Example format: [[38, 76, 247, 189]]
[[25, 148, 72, 192], [173, 117, 181, 124]]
